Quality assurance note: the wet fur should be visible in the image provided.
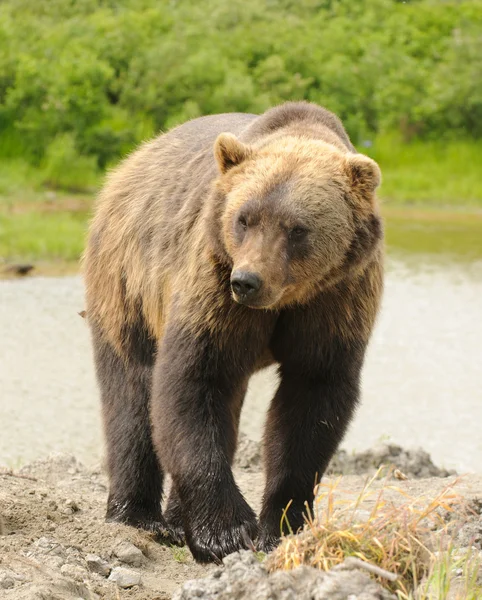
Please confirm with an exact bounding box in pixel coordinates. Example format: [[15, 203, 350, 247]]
[[83, 101, 384, 562]]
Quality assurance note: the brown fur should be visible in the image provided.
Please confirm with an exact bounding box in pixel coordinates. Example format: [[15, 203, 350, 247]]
[[83, 101, 383, 562]]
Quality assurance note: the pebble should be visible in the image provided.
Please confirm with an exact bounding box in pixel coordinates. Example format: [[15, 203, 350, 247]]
[[34, 537, 66, 557], [0, 574, 15, 589], [114, 540, 145, 567], [65, 499, 79, 511], [60, 563, 88, 582], [85, 554, 112, 577], [108, 566, 141, 588], [61, 498, 80, 515]]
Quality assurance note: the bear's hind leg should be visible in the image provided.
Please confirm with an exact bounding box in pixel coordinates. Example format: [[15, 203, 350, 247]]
[[92, 328, 183, 545], [164, 488, 185, 542]]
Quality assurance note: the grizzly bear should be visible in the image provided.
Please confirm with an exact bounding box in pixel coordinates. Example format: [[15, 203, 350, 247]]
[[83, 101, 383, 563]]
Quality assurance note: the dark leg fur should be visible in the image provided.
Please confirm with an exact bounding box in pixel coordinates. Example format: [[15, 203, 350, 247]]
[[164, 487, 185, 543], [164, 378, 247, 544], [151, 320, 270, 563], [258, 307, 367, 552], [91, 326, 183, 545]]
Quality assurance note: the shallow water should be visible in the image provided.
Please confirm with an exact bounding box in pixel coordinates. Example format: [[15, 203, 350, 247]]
[[1, 218, 482, 472]]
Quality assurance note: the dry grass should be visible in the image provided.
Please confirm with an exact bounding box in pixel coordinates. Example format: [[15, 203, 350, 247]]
[[266, 468, 478, 598]]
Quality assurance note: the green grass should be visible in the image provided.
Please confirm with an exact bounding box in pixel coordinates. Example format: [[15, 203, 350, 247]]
[[0, 158, 96, 264], [384, 207, 482, 262], [0, 136, 481, 267], [365, 135, 482, 208], [415, 546, 482, 600], [0, 210, 89, 262], [170, 546, 189, 564]]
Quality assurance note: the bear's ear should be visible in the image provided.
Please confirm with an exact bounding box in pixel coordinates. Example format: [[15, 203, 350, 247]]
[[346, 154, 381, 196], [214, 133, 252, 174]]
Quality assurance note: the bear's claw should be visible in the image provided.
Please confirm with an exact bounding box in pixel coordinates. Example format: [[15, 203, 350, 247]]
[[256, 528, 281, 554], [106, 512, 185, 547], [187, 520, 258, 563]]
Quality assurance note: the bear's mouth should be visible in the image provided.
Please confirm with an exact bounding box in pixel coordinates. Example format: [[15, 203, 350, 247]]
[[231, 290, 280, 310]]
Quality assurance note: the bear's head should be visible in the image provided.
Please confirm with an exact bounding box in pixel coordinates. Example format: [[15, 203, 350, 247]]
[[210, 132, 382, 309]]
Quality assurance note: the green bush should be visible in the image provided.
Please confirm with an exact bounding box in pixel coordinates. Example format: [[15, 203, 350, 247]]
[[0, 0, 480, 176], [42, 134, 99, 192]]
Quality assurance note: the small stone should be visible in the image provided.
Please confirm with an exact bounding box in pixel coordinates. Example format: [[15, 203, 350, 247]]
[[43, 556, 65, 571], [65, 499, 79, 511], [114, 541, 145, 567], [86, 554, 111, 577], [108, 566, 141, 588], [60, 564, 88, 582], [61, 498, 80, 514], [0, 574, 15, 589]]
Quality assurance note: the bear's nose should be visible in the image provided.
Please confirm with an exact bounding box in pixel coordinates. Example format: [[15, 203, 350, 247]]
[[231, 270, 262, 299]]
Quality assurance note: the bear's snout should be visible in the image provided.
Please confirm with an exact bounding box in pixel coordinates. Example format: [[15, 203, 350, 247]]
[[230, 270, 262, 303]]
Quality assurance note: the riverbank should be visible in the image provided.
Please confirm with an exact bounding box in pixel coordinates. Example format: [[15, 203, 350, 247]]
[[2, 264, 482, 473], [1, 442, 481, 599], [1, 137, 481, 267], [2, 205, 482, 279]]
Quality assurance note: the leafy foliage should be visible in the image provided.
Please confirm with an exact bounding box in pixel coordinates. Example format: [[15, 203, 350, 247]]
[[0, 0, 481, 171]]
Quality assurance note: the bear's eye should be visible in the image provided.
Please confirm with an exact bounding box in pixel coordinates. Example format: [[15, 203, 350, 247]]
[[290, 226, 308, 239], [238, 216, 248, 231]]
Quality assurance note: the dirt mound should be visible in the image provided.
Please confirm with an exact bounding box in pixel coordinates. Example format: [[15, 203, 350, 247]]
[[0, 449, 478, 599], [234, 435, 456, 478], [0, 455, 209, 599], [173, 550, 396, 600], [328, 443, 456, 478], [447, 498, 482, 550]]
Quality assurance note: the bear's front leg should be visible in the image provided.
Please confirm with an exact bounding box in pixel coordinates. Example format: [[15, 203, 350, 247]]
[[258, 341, 365, 553], [150, 323, 258, 563]]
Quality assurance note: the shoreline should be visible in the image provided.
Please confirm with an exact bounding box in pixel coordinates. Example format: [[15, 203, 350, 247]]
[[1, 441, 481, 599], [2, 205, 482, 279]]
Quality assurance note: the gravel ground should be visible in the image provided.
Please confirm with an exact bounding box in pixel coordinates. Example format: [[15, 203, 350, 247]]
[[1, 443, 482, 599], [1, 258, 481, 472]]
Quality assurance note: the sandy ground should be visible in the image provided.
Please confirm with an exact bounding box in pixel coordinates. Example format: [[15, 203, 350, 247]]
[[1, 257, 481, 596], [1, 259, 482, 473], [1, 442, 481, 599]]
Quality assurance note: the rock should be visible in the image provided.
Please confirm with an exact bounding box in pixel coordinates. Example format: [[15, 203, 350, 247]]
[[114, 540, 145, 567], [59, 564, 88, 582], [64, 499, 80, 512], [34, 537, 66, 558], [108, 566, 142, 588], [3, 264, 35, 276], [172, 550, 396, 600], [0, 573, 15, 589], [85, 554, 111, 577]]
